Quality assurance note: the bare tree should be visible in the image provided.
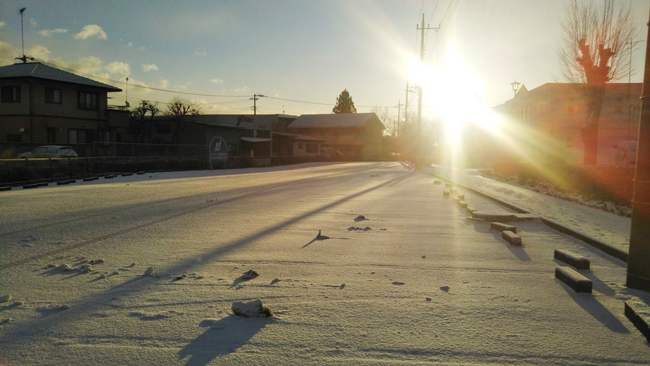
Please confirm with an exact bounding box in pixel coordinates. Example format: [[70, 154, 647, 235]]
[[557, 0, 638, 164], [370, 106, 397, 136], [129, 100, 161, 143], [165, 97, 202, 144]]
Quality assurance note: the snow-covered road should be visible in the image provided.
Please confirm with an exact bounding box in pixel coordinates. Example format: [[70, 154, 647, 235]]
[[0, 162, 648, 365], [429, 165, 633, 252]]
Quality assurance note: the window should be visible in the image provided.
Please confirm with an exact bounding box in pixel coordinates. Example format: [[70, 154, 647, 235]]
[[157, 124, 172, 134], [45, 88, 62, 104], [68, 129, 88, 144], [97, 130, 110, 143], [47, 127, 56, 143], [306, 144, 318, 153], [1, 86, 21, 103], [78, 91, 99, 110], [7, 134, 22, 142]]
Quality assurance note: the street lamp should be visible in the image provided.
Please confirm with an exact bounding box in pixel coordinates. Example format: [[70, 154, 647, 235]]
[[510, 81, 521, 98], [511, 81, 521, 122]]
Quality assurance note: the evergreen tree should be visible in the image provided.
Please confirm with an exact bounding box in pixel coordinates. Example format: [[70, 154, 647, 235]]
[[332, 89, 357, 114]]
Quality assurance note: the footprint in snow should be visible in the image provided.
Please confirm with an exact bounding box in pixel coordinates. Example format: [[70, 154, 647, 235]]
[[392, 281, 405, 285]]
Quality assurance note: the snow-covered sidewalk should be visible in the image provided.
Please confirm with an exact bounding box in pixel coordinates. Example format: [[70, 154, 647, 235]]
[[429, 165, 632, 252]]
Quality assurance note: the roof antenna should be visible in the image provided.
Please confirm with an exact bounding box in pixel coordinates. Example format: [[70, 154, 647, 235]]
[[15, 7, 34, 64]]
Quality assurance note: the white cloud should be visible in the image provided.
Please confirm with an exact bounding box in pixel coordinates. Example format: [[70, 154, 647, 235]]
[[158, 78, 169, 89], [50, 55, 108, 79], [30, 18, 37, 27], [142, 63, 158, 72], [26, 45, 50, 61], [0, 21, 6, 28], [210, 78, 224, 84], [119, 76, 151, 98], [105, 61, 130, 76], [127, 41, 133, 47], [233, 86, 250, 94], [139, 46, 145, 50], [194, 47, 207, 57], [39, 28, 68, 37], [0, 41, 16, 66], [74, 25, 107, 40]]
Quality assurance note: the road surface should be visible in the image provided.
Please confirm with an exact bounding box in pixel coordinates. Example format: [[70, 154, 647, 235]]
[[0, 162, 648, 365]]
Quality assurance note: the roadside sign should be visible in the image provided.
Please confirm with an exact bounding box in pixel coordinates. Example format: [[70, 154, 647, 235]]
[[209, 136, 228, 162]]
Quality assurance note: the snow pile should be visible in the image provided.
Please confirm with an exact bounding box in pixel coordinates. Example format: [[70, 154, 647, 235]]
[[231, 299, 273, 318]]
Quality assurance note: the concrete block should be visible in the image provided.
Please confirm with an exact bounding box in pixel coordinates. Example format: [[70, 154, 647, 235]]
[[0, 187, 10, 192], [37, 182, 49, 187], [434, 180, 441, 185], [502, 230, 522, 246], [105, 175, 115, 179], [471, 211, 516, 222], [445, 183, 453, 188], [458, 200, 467, 208], [555, 266, 592, 293], [554, 249, 590, 270], [83, 178, 94, 182], [137, 171, 146, 175], [452, 196, 459, 203], [490, 222, 517, 233], [443, 190, 450, 196], [66, 180, 76, 184], [56, 181, 69, 186], [625, 301, 650, 342], [122, 173, 133, 177], [23, 184, 38, 189], [457, 194, 465, 200], [466, 206, 477, 213]]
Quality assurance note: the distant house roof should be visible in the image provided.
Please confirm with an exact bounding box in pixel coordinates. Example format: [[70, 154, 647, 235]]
[[272, 132, 324, 142], [289, 113, 384, 129], [0, 62, 122, 92]]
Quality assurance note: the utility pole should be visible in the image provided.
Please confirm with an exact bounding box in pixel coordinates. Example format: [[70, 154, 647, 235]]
[[249, 94, 266, 115], [416, 14, 439, 169], [627, 8, 650, 292], [396, 100, 402, 137], [627, 40, 645, 139]]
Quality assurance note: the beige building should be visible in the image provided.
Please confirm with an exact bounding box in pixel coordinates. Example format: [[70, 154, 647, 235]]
[[0, 62, 127, 154], [288, 113, 384, 160], [493, 83, 642, 165]]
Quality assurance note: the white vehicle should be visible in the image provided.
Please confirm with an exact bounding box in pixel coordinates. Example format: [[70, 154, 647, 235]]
[[18, 145, 79, 159]]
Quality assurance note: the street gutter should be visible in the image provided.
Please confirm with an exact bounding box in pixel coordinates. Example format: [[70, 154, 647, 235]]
[[429, 173, 629, 263]]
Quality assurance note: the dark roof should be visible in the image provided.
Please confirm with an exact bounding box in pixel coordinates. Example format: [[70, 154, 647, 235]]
[[0, 62, 121, 92], [289, 113, 384, 129]]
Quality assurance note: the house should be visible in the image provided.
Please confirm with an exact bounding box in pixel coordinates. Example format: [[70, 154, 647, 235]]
[[287, 113, 384, 160], [0, 62, 128, 155], [149, 114, 323, 158], [492, 82, 642, 165]]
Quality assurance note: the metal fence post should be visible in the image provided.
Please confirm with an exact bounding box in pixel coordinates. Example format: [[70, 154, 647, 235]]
[[25, 157, 30, 183], [49, 158, 53, 182], [86, 156, 89, 178], [68, 157, 72, 179]]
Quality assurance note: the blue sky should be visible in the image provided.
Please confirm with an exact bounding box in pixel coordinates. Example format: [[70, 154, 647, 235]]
[[0, 0, 648, 117]]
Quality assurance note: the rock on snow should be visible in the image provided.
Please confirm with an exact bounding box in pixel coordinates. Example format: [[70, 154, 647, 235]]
[[231, 299, 273, 318]]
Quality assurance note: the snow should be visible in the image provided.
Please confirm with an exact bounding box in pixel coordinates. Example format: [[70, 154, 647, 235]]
[[429, 165, 632, 251], [0, 162, 649, 364]]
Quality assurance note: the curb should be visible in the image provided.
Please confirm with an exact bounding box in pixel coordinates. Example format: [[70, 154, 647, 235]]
[[430, 173, 629, 263]]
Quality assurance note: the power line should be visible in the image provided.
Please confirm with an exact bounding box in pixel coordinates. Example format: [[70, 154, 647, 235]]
[[428, 0, 461, 58], [37, 61, 397, 110], [417, 0, 426, 22], [426, 0, 440, 31]]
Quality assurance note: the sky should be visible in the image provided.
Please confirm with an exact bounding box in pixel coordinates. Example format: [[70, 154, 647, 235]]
[[0, 0, 648, 117]]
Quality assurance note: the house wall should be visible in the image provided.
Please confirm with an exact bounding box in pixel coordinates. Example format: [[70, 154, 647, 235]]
[[0, 78, 113, 144], [499, 83, 642, 165], [293, 141, 320, 157]]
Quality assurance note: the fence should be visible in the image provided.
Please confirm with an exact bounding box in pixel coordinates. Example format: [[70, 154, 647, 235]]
[[0, 142, 209, 159], [0, 155, 330, 186]]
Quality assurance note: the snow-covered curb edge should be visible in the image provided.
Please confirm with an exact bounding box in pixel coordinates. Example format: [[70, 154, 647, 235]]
[[429, 173, 629, 263]]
